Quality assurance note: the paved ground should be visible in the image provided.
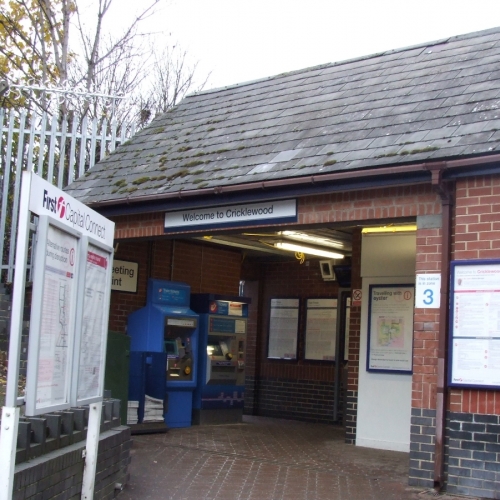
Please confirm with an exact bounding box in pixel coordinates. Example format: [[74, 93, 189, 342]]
[[118, 416, 475, 500]]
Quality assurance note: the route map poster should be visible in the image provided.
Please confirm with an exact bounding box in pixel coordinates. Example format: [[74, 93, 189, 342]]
[[268, 298, 299, 359], [76, 244, 111, 401], [367, 284, 414, 373], [449, 260, 500, 389], [32, 222, 78, 411], [305, 298, 337, 360]]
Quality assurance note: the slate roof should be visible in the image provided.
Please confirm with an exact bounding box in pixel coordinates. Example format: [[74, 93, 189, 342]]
[[66, 27, 500, 207]]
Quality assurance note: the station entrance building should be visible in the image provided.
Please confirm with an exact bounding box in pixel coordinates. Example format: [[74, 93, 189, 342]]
[[67, 27, 500, 498]]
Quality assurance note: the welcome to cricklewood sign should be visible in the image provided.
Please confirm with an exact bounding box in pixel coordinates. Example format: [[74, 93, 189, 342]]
[[164, 199, 297, 233]]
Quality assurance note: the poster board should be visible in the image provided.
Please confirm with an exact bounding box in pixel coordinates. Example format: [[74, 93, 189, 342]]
[[449, 259, 500, 389], [25, 216, 81, 415], [72, 239, 114, 405], [24, 172, 115, 415], [267, 298, 299, 359], [367, 284, 414, 373], [6, 171, 115, 500], [304, 298, 337, 360]]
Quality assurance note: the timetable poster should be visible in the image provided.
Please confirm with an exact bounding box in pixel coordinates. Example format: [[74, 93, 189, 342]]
[[367, 285, 414, 373], [77, 245, 110, 401], [268, 298, 299, 359], [305, 298, 337, 360], [449, 260, 500, 388], [37, 224, 78, 409]]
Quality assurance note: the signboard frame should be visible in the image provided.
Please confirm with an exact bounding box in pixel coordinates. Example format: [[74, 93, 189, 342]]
[[1, 171, 115, 500], [25, 215, 82, 416], [304, 298, 337, 361], [448, 259, 500, 389], [164, 198, 298, 233], [366, 284, 415, 374], [267, 297, 300, 360], [71, 236, 114, 406], [415, 273, 441, 309]]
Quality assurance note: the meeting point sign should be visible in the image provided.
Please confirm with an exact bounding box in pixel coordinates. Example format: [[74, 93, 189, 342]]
[[164, 199, 297, 233]]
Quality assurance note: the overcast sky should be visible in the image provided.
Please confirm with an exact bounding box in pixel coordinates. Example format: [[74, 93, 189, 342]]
[[106, 0, 500, 90]]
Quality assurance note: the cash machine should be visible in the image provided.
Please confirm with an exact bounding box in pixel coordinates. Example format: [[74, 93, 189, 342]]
[[128, 279, 199, 428], [190, 294, 251, 424]]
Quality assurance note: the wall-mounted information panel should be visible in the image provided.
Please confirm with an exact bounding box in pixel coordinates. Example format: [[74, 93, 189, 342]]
[[304, 298, 337, 360], [449, 259, 500, 389], [268, 298, 299, 359], [367, 284, 414, 373]]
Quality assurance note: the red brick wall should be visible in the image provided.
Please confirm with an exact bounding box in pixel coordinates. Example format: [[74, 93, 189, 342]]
[[298, 184, 441, 223], [413, 226, 441, 410], [346, 229, 361, 392], [113, 213, 164, 239], [449, 174, 500, 414]]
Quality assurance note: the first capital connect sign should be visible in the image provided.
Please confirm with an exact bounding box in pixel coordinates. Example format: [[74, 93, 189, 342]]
[[42, 189, 107, 240], [29, 173, 114, 247]]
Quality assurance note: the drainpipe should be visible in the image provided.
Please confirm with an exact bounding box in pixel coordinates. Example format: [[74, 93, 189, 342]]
[[428, 165, 453, 491]]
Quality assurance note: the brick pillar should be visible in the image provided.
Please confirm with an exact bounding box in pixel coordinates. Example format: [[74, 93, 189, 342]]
[[409, 214, 442, 487], [345, 228, 361, 444]]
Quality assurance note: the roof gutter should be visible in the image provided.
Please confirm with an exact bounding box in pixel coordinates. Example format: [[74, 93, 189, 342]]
[[88, 153, 500, 210]]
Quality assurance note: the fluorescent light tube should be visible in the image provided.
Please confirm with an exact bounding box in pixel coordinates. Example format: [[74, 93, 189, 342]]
[[274, 241, 344, 259], [361, 225, 417, 234], [279, 230, 344, 248]]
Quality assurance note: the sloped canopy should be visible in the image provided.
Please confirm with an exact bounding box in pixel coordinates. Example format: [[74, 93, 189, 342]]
[[66, 27, 500, 212]]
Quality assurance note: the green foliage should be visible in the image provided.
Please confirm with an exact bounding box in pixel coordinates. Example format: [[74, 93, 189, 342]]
[[0, 0, 76, 108]]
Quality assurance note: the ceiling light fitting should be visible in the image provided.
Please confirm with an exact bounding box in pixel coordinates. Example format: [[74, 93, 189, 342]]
[[278, 230, 344, 248], [361, 225, 417, 234], [273, 241, 344, 259]]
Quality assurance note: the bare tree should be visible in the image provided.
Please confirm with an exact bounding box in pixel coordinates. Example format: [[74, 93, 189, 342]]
[[0, 0, 208, 126], [135, 45, 210, 127], [71, 0, 159, 120]]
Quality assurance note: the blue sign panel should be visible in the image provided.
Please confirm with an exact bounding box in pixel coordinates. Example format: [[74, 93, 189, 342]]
[[148, 279, 190, 306]]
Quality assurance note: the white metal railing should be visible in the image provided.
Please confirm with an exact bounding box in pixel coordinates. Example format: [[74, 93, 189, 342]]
[[0, 108, 136, 282]]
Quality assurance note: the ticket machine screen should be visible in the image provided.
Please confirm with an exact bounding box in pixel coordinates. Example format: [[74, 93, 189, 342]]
[[164, 322, 194, 382]]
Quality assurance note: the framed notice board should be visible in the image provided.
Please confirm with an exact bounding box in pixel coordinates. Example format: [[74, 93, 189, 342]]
[[449, 259, 500, 389], [304, 298, 337, 360], [25, 216, 81, 415], [267, 298, 299, 359], [367, 284, 415, 373]]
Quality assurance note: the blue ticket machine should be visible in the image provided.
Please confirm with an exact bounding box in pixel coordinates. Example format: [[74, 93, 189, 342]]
[[128, 279, 199, 428], [190, 294, 250, 424]]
